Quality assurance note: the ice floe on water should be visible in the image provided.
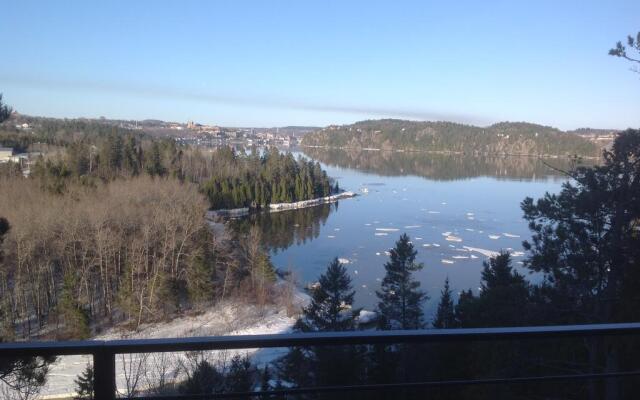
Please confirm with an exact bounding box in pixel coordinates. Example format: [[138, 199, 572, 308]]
[[470, 255, 479, 259], [432, 243, 441, 247], [334, 228, 341, 231], [415, 237, 423, 240], [404, 225, 421, 229], [452, 255, 469, 259], [465, 228, 475, 232], [441, 259, 454, 264], [376, 228, 399, 232], [511, 251, 525, 257], [422, 243, 431, 247], [376, 252, 381, 256], [384, 251, 391, 256], [365, 223, 372, 226], [463, 246, 500, 258], [445, 235, 463, 242], [427, 211, 441, 214], [466, 212, 474, 216], [375, 232, 388, 236], [488, 235, 501, 240], [448, 244, 455, 248], [503, 232, 520, 238], [338, 258, 350, 264], [327, 235, 336, 239]]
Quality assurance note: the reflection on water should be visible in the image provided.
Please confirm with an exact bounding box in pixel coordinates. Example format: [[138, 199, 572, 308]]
[[228, 203, 336, 252], [302, 147, 591, 182], [230, 148, 580, 314]]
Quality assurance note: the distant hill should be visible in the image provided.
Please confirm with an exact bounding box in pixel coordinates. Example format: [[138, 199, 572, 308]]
[[301, 119, 601, 158]]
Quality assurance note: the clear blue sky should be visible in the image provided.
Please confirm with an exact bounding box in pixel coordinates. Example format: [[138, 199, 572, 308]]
[[1, 0, 638, 129]]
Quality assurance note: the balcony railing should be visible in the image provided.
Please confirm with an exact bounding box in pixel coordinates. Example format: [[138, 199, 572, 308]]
[[1, 322, 640, 400]]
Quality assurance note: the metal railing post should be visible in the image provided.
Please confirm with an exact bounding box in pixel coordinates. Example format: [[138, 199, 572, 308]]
[[93, 348, 116, 400]]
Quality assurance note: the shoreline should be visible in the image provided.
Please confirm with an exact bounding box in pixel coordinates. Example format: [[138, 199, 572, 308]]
[[207, 191, 357, 219], [299, 144, 601, 160]]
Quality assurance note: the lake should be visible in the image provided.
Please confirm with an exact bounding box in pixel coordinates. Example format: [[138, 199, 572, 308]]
[[232, 148, 587, 317]]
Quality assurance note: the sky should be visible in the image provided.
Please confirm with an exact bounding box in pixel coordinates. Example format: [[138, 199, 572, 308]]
[[1, 1, 639, 129]]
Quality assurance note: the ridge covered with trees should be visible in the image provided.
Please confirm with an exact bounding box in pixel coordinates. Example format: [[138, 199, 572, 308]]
[[302, 119, 600, 157]]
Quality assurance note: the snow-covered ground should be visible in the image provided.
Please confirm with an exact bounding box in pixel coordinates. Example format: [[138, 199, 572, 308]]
[[39, 292, 309, 399]]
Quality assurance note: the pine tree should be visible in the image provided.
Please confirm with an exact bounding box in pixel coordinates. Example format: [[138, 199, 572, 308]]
[[296, 258, 357, 332], [376, 234, 427, 330], [279, 258, 363, 391], [433, 277, 456, 328], [74, 363, 94, 400], [58, 272, 91, 339]]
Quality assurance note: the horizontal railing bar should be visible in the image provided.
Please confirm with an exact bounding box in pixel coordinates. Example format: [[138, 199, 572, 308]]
[[127, 369, 640, 399], [0, 322, 639, 357]]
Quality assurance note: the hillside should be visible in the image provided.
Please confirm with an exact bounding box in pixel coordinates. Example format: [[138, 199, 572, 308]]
[[301, 119, 601, 157]]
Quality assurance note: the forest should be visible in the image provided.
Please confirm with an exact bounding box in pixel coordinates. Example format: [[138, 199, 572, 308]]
[[302, 119, 600, 157]]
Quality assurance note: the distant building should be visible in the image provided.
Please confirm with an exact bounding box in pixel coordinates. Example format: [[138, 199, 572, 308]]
[[0, 147, 13, 163]]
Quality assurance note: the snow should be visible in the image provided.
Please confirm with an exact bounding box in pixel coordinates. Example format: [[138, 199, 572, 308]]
[[357, 310, 377, 324], [463, 246, 500, 258], [40, 298, 306, 399], [269, 191, 356, 212], [338, 258, 351, 264]]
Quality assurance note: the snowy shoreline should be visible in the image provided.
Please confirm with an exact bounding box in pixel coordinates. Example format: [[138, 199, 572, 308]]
[[207, 191, 357, 219]]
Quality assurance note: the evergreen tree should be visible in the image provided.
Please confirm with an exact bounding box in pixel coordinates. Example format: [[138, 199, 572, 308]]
[[74, 363, 94, 400], [376, 234, 427, 330], [476, 252, 529, 327], [58, 272, 91, 339], [433, 277, 456, 328], [145, 142, 166, 176], [522, 129, 640, 324], [296, 258, 357, 332], [278, 258, 363, 392]]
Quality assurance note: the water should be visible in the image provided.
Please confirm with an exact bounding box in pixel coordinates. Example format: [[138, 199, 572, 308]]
[[234, 148, 587, 316]]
